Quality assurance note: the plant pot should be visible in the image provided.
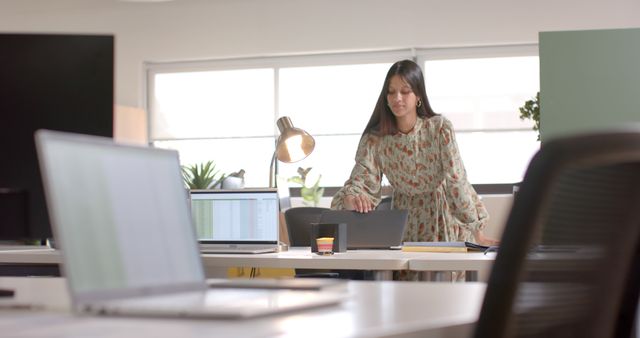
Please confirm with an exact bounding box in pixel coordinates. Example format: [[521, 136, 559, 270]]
[[221, 176, 244, 189]]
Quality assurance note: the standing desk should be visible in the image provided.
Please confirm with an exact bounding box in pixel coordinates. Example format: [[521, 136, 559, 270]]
[[201, 248, 496, 281], [0, 248, 59, 265], [408, 252, 497, 282], [0, 248, 408, 280], [0, 276, 486, 338], [0, 247, 496, 281], [201, 247, 413, 280], [0, 248, 60, 276]]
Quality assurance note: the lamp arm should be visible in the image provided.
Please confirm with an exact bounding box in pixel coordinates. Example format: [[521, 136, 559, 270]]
[[268, 151, 277, 188]]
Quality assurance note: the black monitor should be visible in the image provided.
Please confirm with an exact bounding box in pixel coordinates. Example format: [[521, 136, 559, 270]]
[[0, 33, 114, 242]]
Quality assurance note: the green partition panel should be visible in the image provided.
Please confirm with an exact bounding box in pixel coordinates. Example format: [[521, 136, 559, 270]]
[[539, 28, 640, 142]]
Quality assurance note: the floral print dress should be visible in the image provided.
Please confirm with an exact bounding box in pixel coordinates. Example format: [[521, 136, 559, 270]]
[[331, 115, 488, 246]]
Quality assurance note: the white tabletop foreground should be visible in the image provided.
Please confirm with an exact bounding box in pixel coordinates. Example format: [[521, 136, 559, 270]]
[[0, 277, 485, 338]]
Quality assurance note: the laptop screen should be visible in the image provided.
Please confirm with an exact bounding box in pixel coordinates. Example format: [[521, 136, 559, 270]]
[[190, 189, 279, 244], [35, 130, 205, 299]]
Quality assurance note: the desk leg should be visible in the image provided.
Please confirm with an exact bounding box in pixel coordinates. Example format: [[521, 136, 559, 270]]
[[419, 271, 453, 282], [371, 270, 393, 280], [204, 266, 229, 278]]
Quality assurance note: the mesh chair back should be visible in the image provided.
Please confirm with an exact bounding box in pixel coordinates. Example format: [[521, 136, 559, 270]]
[[474, 130, 640, 338], [375, 196, 393, 210], [284, 207, 329, 247]]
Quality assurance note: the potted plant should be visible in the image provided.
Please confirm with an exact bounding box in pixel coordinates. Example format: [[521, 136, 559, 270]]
[[181, 160, 225, 189], [221, 169, 245, 189], [288, 167, 324, 207], [515, 91, 541, 194], [519, 91, 540, 141]]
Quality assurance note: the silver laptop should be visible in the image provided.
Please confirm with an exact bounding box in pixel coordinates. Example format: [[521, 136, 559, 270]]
[[319, 210, 409, 249], [35, 129, 343, 319], [190, 189, 280, 254]]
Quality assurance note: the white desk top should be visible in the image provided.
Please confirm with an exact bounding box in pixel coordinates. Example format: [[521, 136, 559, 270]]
[[0, 247, 60, 264], [202, 247, 413, 271], [408, 252, 496, 271], [0, 277, 485, 338], [0, 247, 496, 275]]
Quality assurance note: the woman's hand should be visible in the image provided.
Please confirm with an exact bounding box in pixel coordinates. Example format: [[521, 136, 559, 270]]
[[344, 194, 375, 213], [473, 230, 500, 247]]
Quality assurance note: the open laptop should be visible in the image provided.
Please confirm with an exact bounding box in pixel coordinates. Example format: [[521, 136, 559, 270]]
[[190, 189, 280, 254], [35, 129, 344, 319], [319, 210, 409, 249]]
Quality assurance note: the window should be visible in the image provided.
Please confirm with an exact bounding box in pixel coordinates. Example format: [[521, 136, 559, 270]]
[[419, 54, 540, 183], [150, 67, 277, 186], [147, 46, 539, 188], [277, 63, 391, 186]]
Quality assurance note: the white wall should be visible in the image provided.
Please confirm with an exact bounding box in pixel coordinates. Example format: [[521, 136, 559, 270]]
[[1, 0, 639, 109]]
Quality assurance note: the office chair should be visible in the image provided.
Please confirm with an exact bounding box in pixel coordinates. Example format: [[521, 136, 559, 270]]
[[474, 129, 640, 338], [284, 207, 329, 247], [284, 207, 339, 278], [284, 202, 395, 239], [375, 196, 393, 210]]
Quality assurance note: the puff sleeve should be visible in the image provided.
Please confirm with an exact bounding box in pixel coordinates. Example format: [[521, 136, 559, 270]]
[[331, 133, 383, 209]]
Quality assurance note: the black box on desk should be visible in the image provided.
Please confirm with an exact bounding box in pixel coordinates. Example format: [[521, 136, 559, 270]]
[[310, 223, 347, 253]]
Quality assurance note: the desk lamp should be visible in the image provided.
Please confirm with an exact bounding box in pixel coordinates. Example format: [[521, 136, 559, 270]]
[[269, 116, 315, 188]]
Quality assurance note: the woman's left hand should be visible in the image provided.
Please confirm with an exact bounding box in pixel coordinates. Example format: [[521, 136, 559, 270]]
[[473, 230, 500, 246]]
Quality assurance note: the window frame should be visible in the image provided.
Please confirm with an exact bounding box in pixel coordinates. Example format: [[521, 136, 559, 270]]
[[415, 43, 539, 131], [144, 44, 539, 188]]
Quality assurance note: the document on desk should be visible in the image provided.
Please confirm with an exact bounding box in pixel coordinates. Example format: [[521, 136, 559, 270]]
[[402, 241, 491, 253], [207, 278, 346, 291]]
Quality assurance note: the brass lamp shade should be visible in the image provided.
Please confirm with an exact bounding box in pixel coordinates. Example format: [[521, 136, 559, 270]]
[[275, 116, 315, 163], [269, 116, 315, 187]]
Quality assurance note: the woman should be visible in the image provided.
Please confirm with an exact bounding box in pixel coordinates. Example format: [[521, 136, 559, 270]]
[[331, 60, 496, 278]]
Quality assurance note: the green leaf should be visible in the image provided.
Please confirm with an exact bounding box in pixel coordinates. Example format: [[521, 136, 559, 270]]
[[181, 160, 223, 189], [518, 91, 541, 141], [288, 177, 304, 185], [290, 167, 324, 207]]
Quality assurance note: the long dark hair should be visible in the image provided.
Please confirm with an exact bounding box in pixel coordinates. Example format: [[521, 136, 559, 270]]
[[364, 60, 436, 136]]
